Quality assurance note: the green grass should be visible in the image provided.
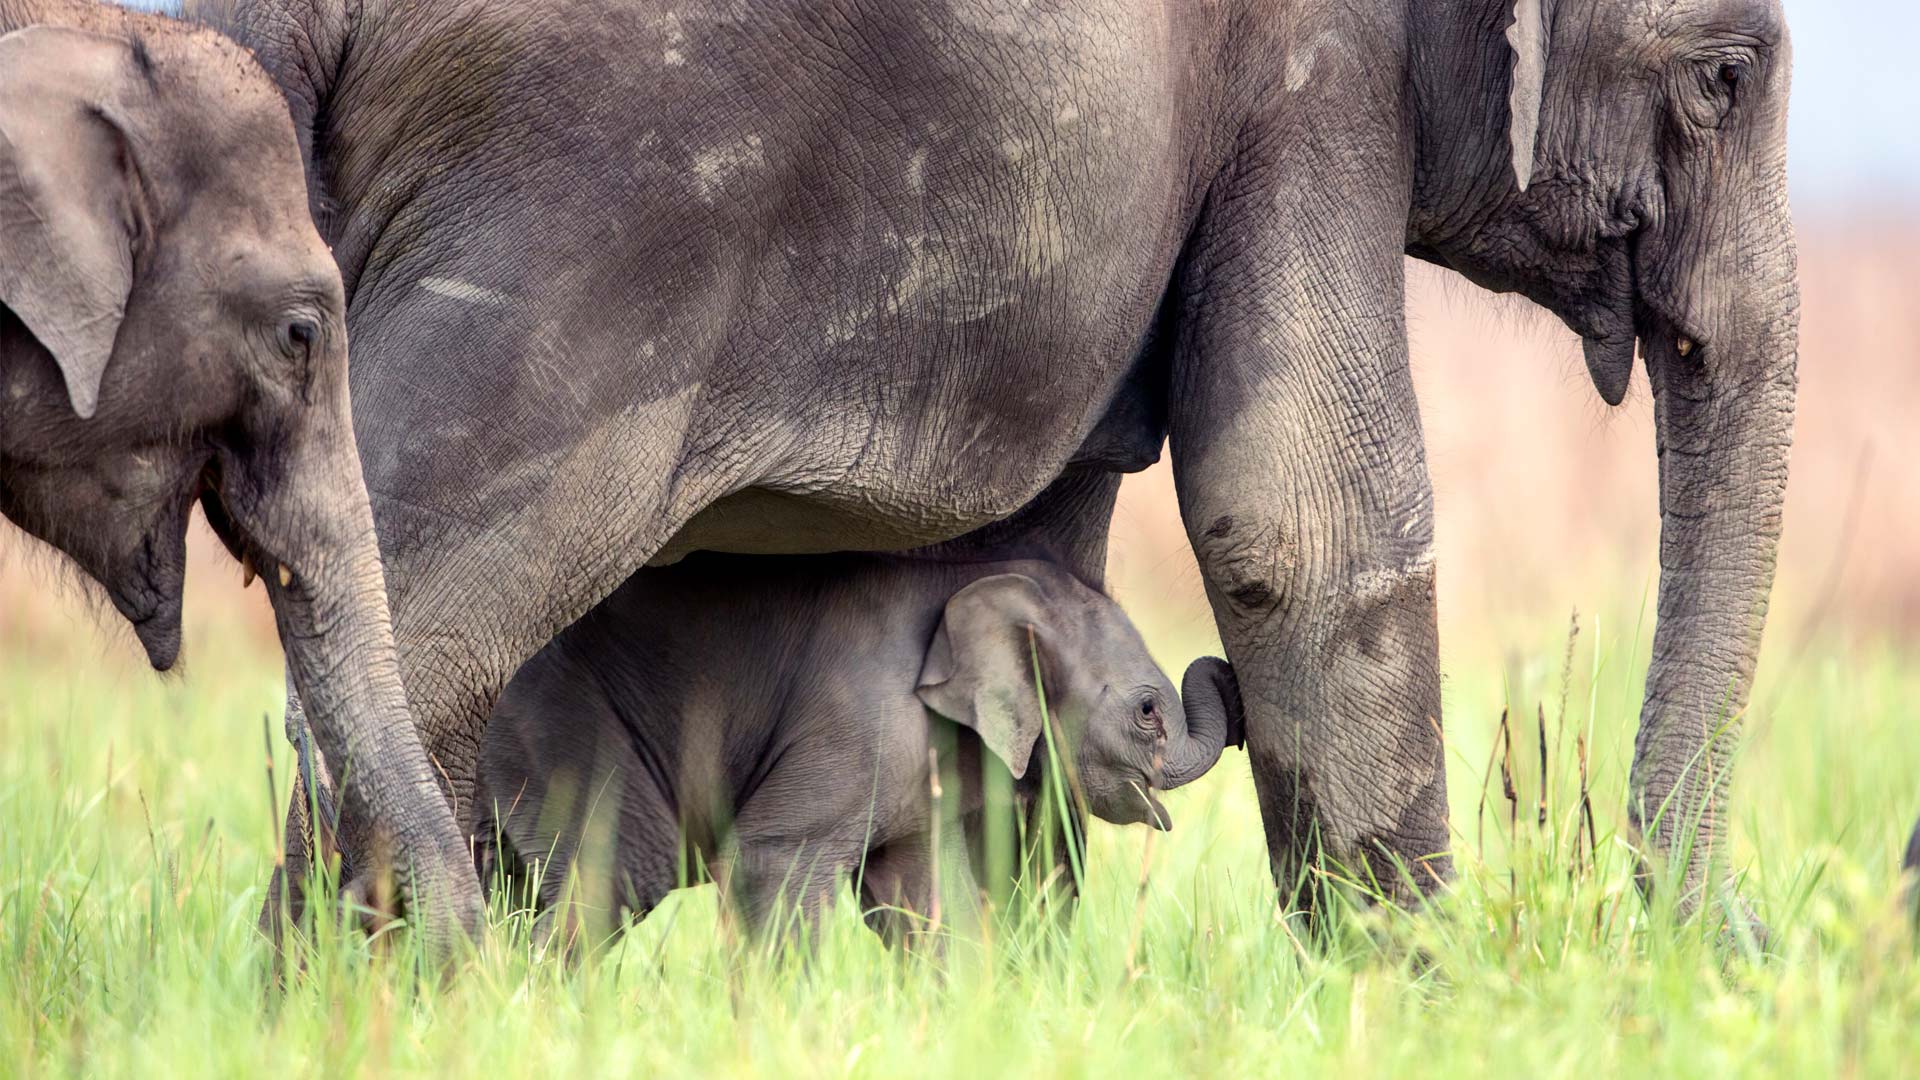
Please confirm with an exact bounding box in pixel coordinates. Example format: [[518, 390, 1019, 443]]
[[3, 604, 1918, 1078]]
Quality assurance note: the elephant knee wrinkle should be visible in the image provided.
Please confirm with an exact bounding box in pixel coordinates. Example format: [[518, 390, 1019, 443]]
[[1193, 516, 1300, 619]]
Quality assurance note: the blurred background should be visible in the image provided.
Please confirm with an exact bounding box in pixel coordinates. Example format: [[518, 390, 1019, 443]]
[[4, 0, 1915, 700]]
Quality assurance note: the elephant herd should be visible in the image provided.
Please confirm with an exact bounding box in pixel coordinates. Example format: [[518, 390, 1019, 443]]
[[9, 0, 1898, 956]]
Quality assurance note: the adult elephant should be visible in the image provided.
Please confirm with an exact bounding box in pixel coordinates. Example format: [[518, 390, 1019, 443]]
[[200, 0, 1798, 930], [0, 0, 480, 947]]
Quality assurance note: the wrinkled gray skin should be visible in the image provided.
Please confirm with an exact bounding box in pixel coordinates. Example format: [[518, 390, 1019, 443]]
[[0, 0, 481, 948], [206, 0, 1798, 927], [473, 549, 1239, 942]]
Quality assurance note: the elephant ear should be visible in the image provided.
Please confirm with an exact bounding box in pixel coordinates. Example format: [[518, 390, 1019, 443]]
[[1505, 0, 1552, 193], [915, 574, 1054, 780], [0, 26, 148, 419]]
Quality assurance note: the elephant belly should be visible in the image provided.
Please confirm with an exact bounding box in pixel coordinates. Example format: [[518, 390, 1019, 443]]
[[334, 0, 1202, 567]]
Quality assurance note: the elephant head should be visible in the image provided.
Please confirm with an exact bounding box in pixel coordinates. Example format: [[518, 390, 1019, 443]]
[[0, 19, 475, 937], [915, 571, 1235, 830], [1408, 0, 1798, 905]]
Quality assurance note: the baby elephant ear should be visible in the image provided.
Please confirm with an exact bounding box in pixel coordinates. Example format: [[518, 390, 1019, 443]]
[[0, 27, 146, 419], [915, 574, 1053, 780]]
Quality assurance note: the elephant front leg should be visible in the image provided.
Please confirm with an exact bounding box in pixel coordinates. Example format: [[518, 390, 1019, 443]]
[[260, 680, 346, 940], [1176, 376, 1451, 911], [1174, 349, 1451, 912], [1169, 79, 1450, 912], [1179, 459, 1451, 911]]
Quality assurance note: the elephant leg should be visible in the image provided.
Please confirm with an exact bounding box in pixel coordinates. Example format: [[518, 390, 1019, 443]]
[[289, 357, 757, 922], [964, 796, 1085, 927], [1167, 39, 1449, 913], [259, 682, 343, 938], [857, 838, 936, 947], [484, 723, 685, 951], [723, 840, 861, 946], [261, 487, 712, 932]]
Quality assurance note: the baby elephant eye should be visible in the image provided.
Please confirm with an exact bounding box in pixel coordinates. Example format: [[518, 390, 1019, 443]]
[[1139, 699, 1156, 717]]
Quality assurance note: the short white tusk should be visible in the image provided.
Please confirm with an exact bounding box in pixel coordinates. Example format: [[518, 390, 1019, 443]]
[[278, 564, 293, 588], [1676, 337, 1695, 357], [241, 554, 257, 589]]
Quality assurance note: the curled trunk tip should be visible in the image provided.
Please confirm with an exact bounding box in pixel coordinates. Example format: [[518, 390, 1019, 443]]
[[1165, 657, 1243, 789]]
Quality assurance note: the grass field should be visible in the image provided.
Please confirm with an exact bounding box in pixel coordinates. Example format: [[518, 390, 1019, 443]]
[[4, 574, 1919, 1077], [5, 228, 1920, 1076]]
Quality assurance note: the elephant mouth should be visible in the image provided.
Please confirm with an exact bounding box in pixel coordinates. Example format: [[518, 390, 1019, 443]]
[[1143, 787, 1171, 831], [198, 462, 297, 603], [1566, 235, 1709, 407]]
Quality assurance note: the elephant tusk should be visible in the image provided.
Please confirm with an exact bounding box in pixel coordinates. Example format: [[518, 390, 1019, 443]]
[[1676, 337, 1696, 357], [241, 553, 257, 589], [278, 564, 293, 588]]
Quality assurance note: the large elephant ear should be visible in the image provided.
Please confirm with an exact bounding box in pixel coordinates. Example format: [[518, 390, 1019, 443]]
[[1506, 0, 1552, 192], [915, 574, 1053, 780], [0, 26, 147, 419]]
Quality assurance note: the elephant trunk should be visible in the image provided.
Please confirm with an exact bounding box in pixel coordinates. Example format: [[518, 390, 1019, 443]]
[[1162, 657, 1244, 789], [1631, 142, 1798, 913], [213, 353, 482, 950]]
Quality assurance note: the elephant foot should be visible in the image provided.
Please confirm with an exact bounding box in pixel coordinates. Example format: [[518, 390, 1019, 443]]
[[259, 834, 484, 972], [1712, 891, 1771, 957], [339, 835, 487, 965], [1255, 760, 1453, 936]]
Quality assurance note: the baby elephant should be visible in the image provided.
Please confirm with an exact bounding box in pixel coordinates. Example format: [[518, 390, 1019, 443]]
[[476, 552, 1242, 943]]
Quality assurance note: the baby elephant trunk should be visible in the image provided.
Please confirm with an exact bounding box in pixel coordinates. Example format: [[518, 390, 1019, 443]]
[[1160, 658, 1245, 790]]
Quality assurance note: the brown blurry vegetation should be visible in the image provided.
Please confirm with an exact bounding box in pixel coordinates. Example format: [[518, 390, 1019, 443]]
[[4, 213, 1915, 671]]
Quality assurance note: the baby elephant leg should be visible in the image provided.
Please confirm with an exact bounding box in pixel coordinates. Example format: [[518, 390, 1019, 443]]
[[493, 766, 682, 957], [856, 838, 938, 949], [724, 839, 863, 946]]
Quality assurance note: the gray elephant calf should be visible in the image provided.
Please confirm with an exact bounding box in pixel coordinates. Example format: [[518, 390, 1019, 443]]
[[476, 552, 1242, 942]]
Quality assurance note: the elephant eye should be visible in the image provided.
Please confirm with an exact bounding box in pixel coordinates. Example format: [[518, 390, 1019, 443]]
[[1686, 55, 1750, 130], [276, 317, 319, 359]]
